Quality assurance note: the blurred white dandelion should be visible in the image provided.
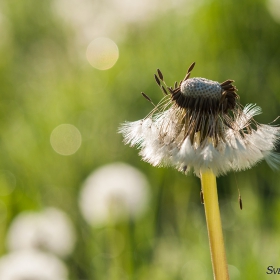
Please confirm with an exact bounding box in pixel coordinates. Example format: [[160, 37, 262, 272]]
[[7, 207, 76, 258], [52, 0, 202, 46], [52, 0, 155, 45], [79, 162, 150, 227], [0, 250, 68, 280]]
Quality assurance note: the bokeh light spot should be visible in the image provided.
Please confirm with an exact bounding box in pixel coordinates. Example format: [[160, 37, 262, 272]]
[[0, 171, 16, 196], [50, 124, 82, 156], [86, 37, 119, 70]]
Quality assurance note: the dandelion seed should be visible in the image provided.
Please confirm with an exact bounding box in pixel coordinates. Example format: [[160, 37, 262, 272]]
[[238, 189, 243, 210], [239, 194, 243, 210], [119, 62, 280, 177], [200, 190, 204, 204], [154, 74, 161, 86], [161, 85, 168, 95], [157, 69, 164, 80], [141, 92, 155, 106]]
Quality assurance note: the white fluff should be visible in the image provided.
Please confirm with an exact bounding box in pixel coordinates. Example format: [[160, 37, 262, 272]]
[[79, 163, 150, 226], [7, 208, 76, 258], [120, 104, 280, 177], [0, 250, 68, 280]]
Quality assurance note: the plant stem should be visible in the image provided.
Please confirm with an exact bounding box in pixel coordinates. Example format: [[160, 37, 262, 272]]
[[200, 169, 229, 280]]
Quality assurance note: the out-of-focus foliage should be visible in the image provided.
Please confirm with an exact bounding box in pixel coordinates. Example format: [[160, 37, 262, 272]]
[[0, 0, 280, 279]]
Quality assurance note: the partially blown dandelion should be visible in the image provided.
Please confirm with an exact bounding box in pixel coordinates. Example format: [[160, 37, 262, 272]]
[[119, 62, 280, 280], [119, 62, 280, 177]]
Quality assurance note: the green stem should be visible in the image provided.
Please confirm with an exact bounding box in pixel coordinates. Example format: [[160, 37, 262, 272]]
[[200, 169, 229, 280]]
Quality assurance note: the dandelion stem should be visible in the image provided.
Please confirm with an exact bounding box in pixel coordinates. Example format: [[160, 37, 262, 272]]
[[200, 169, 229, 280]]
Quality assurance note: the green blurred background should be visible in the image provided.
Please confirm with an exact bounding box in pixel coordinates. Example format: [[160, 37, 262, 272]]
[[1, 0, 280, 279]]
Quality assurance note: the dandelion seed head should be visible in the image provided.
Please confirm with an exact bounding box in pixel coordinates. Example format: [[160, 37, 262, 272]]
[[0, 250, 68, 280], [119, 62, 280, 177], [180, 78, 222, 99], [79, 162, 150, 227], [7, 208, 76, 257]]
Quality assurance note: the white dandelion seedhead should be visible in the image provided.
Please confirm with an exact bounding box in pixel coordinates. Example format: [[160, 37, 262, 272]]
[[7, 208, 76, 258], [79, 162, 150, 227], [119, 62, 280, 176], [0, 250, 68, 280]]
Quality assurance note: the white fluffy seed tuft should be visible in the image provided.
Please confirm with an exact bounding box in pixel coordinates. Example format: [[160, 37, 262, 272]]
[[119, 103, 280, 177]]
